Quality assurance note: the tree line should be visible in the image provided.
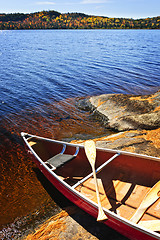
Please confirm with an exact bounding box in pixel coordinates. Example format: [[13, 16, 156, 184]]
[[0, 10, 159, 30]]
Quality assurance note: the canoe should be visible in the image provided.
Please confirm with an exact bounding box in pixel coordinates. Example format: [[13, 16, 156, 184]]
[[21, 132, 160, 240]]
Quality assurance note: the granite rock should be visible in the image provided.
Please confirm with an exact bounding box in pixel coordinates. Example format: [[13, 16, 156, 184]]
[[79, 90, 160, 131]]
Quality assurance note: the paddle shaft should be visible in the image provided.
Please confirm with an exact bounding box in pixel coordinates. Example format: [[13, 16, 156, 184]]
[[84, 140, 107, 221], [90, 161, 108, 221], [130, 180, 160, 223]]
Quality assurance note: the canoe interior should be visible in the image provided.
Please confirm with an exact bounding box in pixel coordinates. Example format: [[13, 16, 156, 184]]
[[28, 136, 160, 232]]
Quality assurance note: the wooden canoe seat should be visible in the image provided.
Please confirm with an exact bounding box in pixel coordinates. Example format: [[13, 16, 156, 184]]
[[46, 144, 79, 169]]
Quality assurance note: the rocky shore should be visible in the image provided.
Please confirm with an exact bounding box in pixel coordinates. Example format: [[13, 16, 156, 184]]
[[78, 90, 160, 132], [23, 90, 160, 240]]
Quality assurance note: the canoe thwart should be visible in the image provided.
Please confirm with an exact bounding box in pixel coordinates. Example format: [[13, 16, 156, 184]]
[[73, 152, 120, 189]]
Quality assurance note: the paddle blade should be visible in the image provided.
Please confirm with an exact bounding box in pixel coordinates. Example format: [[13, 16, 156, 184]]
[[84, 140, 96, 167], [97, 206, 108, 222]]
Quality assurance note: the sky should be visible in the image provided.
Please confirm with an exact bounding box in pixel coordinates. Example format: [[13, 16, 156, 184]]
[[1, 0, 160, 19]]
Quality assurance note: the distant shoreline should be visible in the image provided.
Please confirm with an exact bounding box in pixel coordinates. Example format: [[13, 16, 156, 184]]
[[0, 10, 159, 30]]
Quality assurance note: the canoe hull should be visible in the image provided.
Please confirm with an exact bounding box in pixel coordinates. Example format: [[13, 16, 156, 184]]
[[23, 133, 160, 240]]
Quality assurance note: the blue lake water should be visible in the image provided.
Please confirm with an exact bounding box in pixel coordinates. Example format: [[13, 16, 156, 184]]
[[0, 29, 160, 117], [0, 29, 160, 238]]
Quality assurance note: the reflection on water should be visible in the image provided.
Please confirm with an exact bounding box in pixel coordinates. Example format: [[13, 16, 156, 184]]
[[0, 97, 110, 238]]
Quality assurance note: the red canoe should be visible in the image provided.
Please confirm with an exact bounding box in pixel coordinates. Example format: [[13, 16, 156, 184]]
[[21, 132, 160, 240]]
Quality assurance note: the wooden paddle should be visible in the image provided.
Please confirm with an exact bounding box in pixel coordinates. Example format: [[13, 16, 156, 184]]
[[130, 180, 160, 223], [84, 140, 108, 221], [138, 220, 160, 232]]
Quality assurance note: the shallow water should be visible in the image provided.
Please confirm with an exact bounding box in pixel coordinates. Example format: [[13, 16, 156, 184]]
[[0, 29, 160, 238]]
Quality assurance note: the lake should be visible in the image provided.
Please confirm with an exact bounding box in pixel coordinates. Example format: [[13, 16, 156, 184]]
[[0, 29, 160, 239]]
